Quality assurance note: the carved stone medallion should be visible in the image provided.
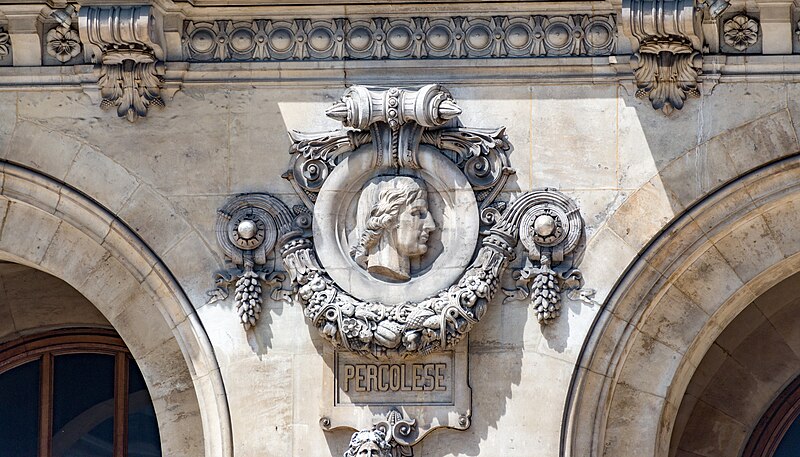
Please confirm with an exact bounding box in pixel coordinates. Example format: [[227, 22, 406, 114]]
[[208, 84, 590, 451], [313, 142, 479, 302]]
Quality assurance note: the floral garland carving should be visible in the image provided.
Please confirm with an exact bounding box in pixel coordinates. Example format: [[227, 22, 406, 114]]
[[209, 85, 587, 358]]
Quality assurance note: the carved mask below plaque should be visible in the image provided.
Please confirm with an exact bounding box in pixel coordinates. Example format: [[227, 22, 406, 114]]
[[209, 84, 589, 454]]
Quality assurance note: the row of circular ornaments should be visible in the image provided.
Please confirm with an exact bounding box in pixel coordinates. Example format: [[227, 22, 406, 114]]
[[186, 16, 616, 59]]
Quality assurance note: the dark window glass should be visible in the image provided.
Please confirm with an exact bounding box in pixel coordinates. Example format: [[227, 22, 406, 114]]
[[774, 415, 800, 457], [127, 358, 161, 457], [52, 354, 115, 457], [0, 359, 40, 457]]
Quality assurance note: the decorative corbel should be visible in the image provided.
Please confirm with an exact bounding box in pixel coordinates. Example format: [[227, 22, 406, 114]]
[[78, 6, 166, 122], [622, 0, 727, 115]]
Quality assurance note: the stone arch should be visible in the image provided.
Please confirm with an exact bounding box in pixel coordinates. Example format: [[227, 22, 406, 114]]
[[563, 155, 800, 457], [0, 161, 233, 456]]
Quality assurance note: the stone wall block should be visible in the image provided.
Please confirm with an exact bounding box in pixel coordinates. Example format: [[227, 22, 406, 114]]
[[531, 85, 617, 188], [77, 254, 143, 317], [657, 142, 739, 212], [713, 303, 767, 354], [536, 296, 601, 364], [168, 195, 227, 255], [727, 318, 800, 389], [582, 310, 633, 376], [570, 189, 630, 239], [5, 268, 110, 335], [641, 218, 707, 276], [110, 300, 173, 360], [291, 353, 331, 457], [101, 220, 157, 283], [118, 184, 193, 256], [39, 219, 109, 291], [671, 245, 745, 316], [579, 227, 638, 303], [194, 304, 254, 368], [455, 86, 533, 189], [150, 387, 205, 457], [64, 146, 141, 213], [676, 399, 748, 457], [713, 214, 785, 285], [54, 191, 114, 244], [174, 314, 217, 379], [608, 178, 677, 251], [717, 110, 798, 175], [762, 295, 800, 360], [602, 383, 662, 457], [229, 112, 294, 194], [684, 343, 728, 398], [563, 368, 608, 456], [690, 178, 756, 239], [0, 201, 60, 266], [5, 121, 82, 180], [162, 230, 222, 310], [3, 166, 62, 214], [699, 84, 788, 143], [138, 337, 196, 399], [608, 262, 664, 326], [142, 266, 191, 332], [617, 330, 682, 398], [0, 93, 17, 157], [224, 355, 294, 457], [759, 193, 800, 259], [699, 356, 782, 429], [618, 89, 701, 178], [639, 286, 709, 354]]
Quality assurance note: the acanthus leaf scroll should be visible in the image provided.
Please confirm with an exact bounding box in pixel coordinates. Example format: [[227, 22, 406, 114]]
[[78, 6, 167, 122], [209, 84, 590, 357]]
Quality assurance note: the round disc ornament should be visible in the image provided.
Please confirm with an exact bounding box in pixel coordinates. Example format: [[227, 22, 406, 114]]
[[215, 195, 282, 266], [518, 190, 582, 260]]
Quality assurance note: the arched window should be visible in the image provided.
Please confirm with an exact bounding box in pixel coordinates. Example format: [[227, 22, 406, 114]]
[[743, 373, 800, 457], [0, 328, 161, 457]]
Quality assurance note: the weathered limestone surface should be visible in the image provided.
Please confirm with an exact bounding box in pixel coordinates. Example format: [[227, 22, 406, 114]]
[[1, 74, 800, 457]]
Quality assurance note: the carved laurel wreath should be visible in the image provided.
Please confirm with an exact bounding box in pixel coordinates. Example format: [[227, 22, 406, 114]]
[[209, 84, 586, 358]]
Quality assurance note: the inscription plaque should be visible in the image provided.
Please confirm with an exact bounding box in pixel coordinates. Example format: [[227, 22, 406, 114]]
[[336, 352, 454, 405], [321, 341, 471, 441]]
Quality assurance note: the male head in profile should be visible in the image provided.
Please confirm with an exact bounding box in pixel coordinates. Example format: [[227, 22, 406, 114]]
[[350, 176, 436, 282]]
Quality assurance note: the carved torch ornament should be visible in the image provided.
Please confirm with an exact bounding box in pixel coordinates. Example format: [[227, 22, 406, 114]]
[[209, 84, 588, 358]]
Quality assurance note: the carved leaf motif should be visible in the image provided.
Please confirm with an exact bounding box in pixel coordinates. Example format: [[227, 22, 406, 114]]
[[0, 31, 9, 57], [632, 48, 701, 115], [99, 61, 164, 122]]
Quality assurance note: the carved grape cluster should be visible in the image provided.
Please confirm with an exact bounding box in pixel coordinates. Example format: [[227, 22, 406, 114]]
[[235, 269, 263, 329], [530, 268, 561, 323]]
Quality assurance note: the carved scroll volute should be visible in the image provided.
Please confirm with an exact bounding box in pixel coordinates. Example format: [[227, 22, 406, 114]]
[[78, 6, 167, 122], [622, 0, 708, 115]]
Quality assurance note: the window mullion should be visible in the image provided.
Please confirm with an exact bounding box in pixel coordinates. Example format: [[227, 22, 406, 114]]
[[38, 353, 53, 457], [113, 352, 129, 457]]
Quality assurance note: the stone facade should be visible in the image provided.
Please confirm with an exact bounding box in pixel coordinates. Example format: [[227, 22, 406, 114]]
[[0, 1, 799, 457]]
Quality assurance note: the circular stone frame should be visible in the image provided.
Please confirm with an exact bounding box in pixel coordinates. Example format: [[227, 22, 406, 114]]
[[313, 144, 479, 303]]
